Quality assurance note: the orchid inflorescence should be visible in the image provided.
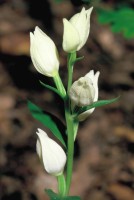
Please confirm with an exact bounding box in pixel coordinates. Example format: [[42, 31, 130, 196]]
[[29, 7, 119, 200]]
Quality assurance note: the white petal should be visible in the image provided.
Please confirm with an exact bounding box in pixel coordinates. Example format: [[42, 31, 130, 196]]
[[36, 129, 66, 176], [34, 29, 59, 75], [73, 8, 87, 50], [62, 18, 80, 52], [70, 7, 93, 50], [30, 27, 59, 77], [85, 70, 94, 81], [93, 71, 100, 102], [36, 139, 42, 159], [62, 7, 93, 52], [69, 76, 95, 107], [86, 7, 93, 19], [78, 71, 100, 121]]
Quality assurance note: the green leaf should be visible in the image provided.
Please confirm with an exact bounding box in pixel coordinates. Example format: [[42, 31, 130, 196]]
[[64, 196, 81, 200], [77, 96, 120, 115], [39, 80, 63, 98], [45, 189, 81, 200], [98, 7, 134, 39], [73, 56, 84, 65], [45, 189, 60, 200], [28, 101, 66, 147]]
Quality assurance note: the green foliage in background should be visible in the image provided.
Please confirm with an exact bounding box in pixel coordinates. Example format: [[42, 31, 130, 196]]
[[98, 7, 134, 39]]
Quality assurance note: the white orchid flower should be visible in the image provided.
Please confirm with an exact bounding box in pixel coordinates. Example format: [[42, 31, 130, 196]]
[[78, 70, 100, 121], [30, 26, 59, 77], [62, 7, 93, 52], [36, 128, 66, 176], [69, 76, 95, 107]]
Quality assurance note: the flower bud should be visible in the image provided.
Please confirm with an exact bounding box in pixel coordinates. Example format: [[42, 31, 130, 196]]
[[36, 128, 66, 176], [69, 76, 95, 107], [78, 70, 100, 121], [62, 7, 93, 52], [30, 26, 59, 77]]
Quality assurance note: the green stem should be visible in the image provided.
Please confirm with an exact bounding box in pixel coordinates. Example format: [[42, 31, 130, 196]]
[[64, 52, 77, 195], [64, 98, 75, 195], [53, 73, 66, 98], [57, 174, 66, 197], [67, 52, 76, 93]]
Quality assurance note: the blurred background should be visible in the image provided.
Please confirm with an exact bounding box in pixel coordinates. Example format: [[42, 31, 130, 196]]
[[0, 0, 134, 200]]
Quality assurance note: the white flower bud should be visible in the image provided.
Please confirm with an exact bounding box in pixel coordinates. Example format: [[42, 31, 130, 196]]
[[69, 76, 95, 107], [36, 128, 66, 176], [78, 70, 100, 121], [62, 7, 93, 52], [30, 26, 59, 77]]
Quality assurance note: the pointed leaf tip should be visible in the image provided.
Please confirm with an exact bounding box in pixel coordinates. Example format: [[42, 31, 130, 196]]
[[77, 96, 120, 115]]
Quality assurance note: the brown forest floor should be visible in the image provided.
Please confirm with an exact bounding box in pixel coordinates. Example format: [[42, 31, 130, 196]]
[[0, 1, 134, 200]]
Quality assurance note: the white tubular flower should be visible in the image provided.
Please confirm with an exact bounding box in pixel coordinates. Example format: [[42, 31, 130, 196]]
[[69, 76, 95, 107], [30, 26, 59, 77], [78, 70, 100, 121], [62, 7, 93, 52], [36, 128, 66, 176]]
